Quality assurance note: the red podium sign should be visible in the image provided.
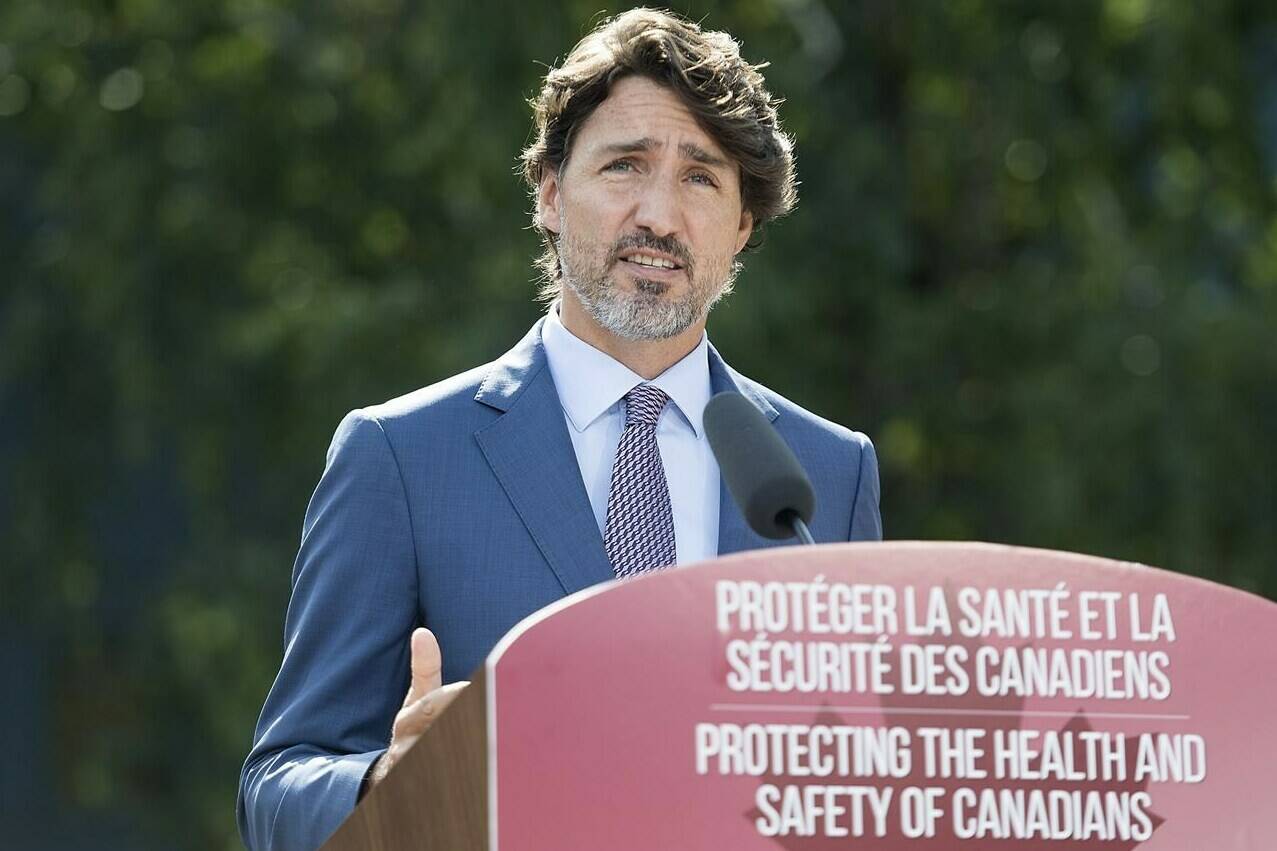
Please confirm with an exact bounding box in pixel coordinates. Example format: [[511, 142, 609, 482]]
[[486, 542, 1277, 850]]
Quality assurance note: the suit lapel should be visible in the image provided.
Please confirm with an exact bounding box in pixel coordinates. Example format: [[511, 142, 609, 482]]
[[708, 344, 780, 556], [473, 320, 614, 596]]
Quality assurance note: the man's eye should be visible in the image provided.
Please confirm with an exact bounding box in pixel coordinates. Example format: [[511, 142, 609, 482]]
[[689, 172, 718, 187], [603, 159, 634, 172]]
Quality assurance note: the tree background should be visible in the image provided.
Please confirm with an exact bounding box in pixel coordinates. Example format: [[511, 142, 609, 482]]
[[1, 0, 1274, 848]]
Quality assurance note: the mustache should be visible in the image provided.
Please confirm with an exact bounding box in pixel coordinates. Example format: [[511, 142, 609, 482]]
[[607, 233, 693, 272]]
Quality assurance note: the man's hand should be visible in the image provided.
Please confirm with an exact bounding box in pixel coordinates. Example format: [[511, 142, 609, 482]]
[[367, 627, 469, 790]]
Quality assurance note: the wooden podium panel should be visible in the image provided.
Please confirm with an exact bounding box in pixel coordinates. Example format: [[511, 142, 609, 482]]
[[325, 542, 1277, 851], [323, 678, 488, 851]]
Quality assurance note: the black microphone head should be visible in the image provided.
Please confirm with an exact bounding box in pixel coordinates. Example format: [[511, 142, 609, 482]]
[[704, 391, 816, 540]]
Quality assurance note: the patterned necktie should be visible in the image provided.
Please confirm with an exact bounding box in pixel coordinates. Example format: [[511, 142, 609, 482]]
[[604, 384, 677, 578]]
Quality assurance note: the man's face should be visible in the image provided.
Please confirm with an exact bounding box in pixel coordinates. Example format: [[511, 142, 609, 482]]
[[538, 75, 754, 341]]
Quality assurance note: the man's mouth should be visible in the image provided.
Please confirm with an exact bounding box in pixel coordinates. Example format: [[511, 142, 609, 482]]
[[618, 252, 684, 272]]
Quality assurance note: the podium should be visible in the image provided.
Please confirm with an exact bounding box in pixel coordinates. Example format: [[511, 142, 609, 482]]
[[323, 542, 1277, 850]]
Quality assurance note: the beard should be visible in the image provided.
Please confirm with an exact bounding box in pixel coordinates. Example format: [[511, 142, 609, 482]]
[[558, 224, 739, 341]]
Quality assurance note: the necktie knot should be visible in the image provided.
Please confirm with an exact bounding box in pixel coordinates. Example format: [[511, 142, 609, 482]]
[[623, 384, 669, 429]]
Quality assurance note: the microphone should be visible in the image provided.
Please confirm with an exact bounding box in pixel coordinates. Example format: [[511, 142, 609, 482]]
[[703, 391, 817, 545]]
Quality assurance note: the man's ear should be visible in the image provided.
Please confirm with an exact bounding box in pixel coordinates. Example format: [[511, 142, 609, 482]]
[[537, 167, 562, 235], [735, 207, 754, 254]]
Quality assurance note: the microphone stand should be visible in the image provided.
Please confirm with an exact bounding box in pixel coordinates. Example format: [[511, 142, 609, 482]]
[[779, 509, 816, 546]]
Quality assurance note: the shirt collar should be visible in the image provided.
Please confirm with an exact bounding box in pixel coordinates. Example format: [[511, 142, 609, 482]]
[[542, 304, 712, 437]]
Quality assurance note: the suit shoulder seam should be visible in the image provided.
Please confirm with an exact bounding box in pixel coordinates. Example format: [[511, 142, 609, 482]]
[[362, 410, 423, 589], [847, 435, 868, 540]]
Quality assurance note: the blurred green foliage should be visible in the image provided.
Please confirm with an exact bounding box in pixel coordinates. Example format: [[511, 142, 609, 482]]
[[2, 0, 1275, 848]]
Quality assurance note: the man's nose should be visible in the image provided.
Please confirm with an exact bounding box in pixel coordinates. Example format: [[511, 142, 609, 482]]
[[632, 177, 683, 237]]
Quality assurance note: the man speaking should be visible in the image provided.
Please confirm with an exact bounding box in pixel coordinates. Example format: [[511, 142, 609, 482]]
[[237, 8, 882, 850]]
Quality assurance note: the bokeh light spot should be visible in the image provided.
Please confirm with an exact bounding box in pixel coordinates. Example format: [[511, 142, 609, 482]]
[[1021, 22, 1070, 83], [362, 208, 409, 257], [1120, 334, 1161, 376], [40, 64, 77, 107], [100, 67, 145, 111], [881, 418, 925, 471], [1005, 139, 1048, 182]]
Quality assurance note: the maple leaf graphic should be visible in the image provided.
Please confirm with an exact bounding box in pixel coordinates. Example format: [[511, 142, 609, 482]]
[[743, 586, 1166, 849]]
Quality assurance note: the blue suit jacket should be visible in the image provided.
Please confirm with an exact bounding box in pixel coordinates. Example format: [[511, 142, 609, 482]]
[[237, 319, 881, 851]]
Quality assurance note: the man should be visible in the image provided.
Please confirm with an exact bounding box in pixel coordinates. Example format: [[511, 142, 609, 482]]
[[237, 8, 881, 851]]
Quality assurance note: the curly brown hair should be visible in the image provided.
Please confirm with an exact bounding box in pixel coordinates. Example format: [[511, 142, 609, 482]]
[[521, 7, 798, 297]]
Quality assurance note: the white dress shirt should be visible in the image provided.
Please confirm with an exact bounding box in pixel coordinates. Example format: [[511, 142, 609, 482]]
[[541, 306, 720, 565]]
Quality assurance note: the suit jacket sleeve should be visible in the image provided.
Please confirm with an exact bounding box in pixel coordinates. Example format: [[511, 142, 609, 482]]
[[237, 410, 419, 851], [848, 434, 883, 542]]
